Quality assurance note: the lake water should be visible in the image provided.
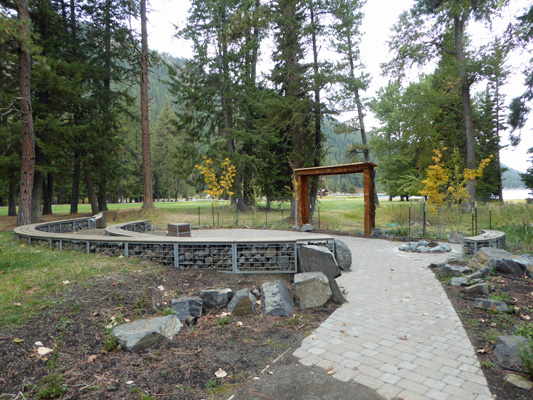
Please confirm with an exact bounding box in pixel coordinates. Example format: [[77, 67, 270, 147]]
[[502, 189, 530, 200]]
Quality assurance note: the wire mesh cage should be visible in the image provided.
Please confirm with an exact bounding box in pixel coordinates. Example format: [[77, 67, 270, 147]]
[[236, 243, 296, 273], [177, 243, 233, 271]]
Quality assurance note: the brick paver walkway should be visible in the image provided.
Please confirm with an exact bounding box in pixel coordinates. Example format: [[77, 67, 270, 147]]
[[293, 236, 493, 400]]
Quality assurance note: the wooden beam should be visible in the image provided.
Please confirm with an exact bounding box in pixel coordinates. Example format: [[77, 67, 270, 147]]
[[298, 175, 309, 227], [364, 167, 373, 236], [294, 162, 377, 177]]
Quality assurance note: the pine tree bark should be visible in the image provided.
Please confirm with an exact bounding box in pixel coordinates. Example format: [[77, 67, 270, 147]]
[[30, 171, 43, 223], [140, 0, 154, 208], [70, 150, 80, 214], [8, 175, 17, 217], [16, 0, 36, 227], [85, 166, 99, 215], [454, 13, 476, 207]]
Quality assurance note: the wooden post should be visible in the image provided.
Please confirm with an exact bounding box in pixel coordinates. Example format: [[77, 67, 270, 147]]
[[298, 175, 309, 227], [363, 167, 373, 236]]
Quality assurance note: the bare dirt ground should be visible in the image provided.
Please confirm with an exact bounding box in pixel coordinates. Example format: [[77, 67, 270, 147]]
[[0, 265, 338, 400]]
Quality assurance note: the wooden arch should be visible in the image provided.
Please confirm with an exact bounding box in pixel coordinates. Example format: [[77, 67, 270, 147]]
[[294, 162, 377, 236]]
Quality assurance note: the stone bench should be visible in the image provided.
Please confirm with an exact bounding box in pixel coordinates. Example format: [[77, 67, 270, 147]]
[[462, 230, 506, 254]]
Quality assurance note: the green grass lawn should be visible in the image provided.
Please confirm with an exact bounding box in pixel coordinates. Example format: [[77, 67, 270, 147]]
[[0, 231, 150, 328]]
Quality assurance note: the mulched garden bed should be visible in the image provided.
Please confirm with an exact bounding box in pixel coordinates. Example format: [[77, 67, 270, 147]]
[[0, 266, 337, 399]]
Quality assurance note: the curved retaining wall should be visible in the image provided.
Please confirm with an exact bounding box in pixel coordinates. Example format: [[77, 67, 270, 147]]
[[14, 217, 334, 274]]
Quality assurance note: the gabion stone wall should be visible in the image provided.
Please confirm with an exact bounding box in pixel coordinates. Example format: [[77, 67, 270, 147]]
[[14, 217, 334, 274]]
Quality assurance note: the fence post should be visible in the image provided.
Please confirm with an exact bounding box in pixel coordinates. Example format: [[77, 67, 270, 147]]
[[408, 201, 411, 237], [318, 200, 320, 229], [265, 205, 268, 226], [471, 207, 474, 236], [281, 204, 284, 223], [236, 199, 239, 225], [198, 205, 201, 227], [212, 202, 215, 227], [475, 201, 478, 235], [423, 199, 427, 238], [489, 203, 492, 230]]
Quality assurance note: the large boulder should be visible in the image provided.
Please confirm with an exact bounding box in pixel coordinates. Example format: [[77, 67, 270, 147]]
[[494, 335, 530, 368], [294, 272, 332, 309], [228, 288, 256, 316], [469, 247, 533, 277], [171, 297, 203, 321], [112, 315, 182, 351], [200, 288, 233, 309], [261, 281, 294, 317], [298, 245, 346, 303], [334, 239, 352, 271]]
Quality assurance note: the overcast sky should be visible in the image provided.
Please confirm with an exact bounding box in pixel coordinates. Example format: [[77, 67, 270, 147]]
[[142, 0, 532, 174]]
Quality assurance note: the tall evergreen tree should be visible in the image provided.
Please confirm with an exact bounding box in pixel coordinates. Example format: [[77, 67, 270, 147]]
[[384, 0, 509, 206]]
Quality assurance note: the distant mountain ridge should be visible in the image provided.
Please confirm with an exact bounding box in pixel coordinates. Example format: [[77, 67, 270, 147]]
[[502, 165, 525, 189]]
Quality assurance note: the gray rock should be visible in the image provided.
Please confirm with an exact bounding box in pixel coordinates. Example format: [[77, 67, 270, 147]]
[[334, 239, 352, 271], [450, 277, 469, 287], [469, 247, 533, 277], [418, 240, 429, 247], [438, 264, 473, 277], [461, 283, 493, 295], [261, 281, 294, 317], [294, 272, 332, 309], [228, 288, 256, 315], [494, 335, 530, 368], [171, 297, 203, 321], [300, 224, 314, 232], [398, 243, 413, 252], [418, 246, 430, 253], [447, 231, 464, 244], [371, 228, 388, 238], [441, 243, 452, 252], [112, 315, 182, 351], [504, 374, 533, 390], [430, 246, 444, 253], [199, 288, 233, 309], [474, 298, 509, 312], [298, 245, 346, 304]]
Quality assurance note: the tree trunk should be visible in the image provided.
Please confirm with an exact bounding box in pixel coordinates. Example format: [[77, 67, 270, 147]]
[[140, 0, 154, 208], [42, 173, 51, 214], [85, 167, 99, 215], [16, 0, 35, 227], [71, 150, 80, 213], [455, 13, 476, 207], [309, 2, 321, 220], [8, 176, 17, 216], [30, 170, 43, 223], [98, 180, 108, 211]]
